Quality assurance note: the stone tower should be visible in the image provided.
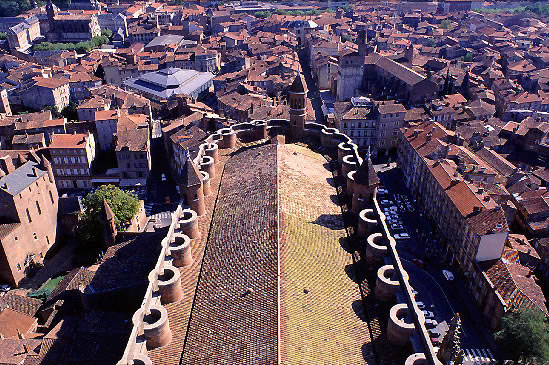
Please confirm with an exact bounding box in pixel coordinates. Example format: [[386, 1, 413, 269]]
[[100, 199, 117, 246], [438, 313, 465, 364], [351, 147, 380, 213], [358, 29, 368, 59], [181, 151, 205, 216], [0, 89, 11, 116], [288, 73, 308, 140], [336, 34, 366, 101]]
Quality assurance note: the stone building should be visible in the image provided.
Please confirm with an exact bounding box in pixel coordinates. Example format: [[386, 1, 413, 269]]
[[14, 77, 70, 112], [45, 1, 101, 43], [7, 16, 41, 52], [49, 133, 96, 190], [334, 97, 406, 154], [115, 117, 151, 186], [336, 32, 367, 102], [0, 154, 58, 287]]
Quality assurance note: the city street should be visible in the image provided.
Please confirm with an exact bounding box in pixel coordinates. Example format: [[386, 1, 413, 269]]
[[375, 164, 497, 353]]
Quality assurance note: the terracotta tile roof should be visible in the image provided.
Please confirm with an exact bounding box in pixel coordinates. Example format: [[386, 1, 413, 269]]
[[0, 292, 42, 317], [466, 207, 508, 236], [482, 251, 547, 313], [0, 338, 42, 364], [49, 133, 90, 149], [181, 145, 278, 363], [32, 77, 68, 89], [89, 231, 165, 293], [0, 308, 36, 338]]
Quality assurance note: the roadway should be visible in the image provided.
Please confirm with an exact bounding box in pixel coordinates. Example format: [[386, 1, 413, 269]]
[[375, 164, 496, 352]]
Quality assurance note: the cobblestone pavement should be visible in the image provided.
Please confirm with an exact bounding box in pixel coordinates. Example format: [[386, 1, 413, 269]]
[[278, 144, 374, 364]]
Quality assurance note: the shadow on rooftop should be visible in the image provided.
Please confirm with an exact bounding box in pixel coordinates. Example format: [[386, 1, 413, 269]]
[[309, 214, 344, 230]]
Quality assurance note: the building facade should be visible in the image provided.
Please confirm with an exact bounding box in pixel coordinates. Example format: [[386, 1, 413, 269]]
[[0, 155, 58, 287], [49, 133, 96, 190]]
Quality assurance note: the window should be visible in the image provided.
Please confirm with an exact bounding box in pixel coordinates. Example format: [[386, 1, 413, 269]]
[[26, 208, 32, 223], [49, 191, 54, 204], [14, 236, 17, 241], [36, 201, 41, 215], [33, 233, 37, 240], [17, 264, 21, 271]]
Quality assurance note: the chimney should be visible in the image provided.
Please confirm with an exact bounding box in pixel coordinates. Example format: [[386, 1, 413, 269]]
[[0, 156, 15, 174], [32, 167, 38, 177]]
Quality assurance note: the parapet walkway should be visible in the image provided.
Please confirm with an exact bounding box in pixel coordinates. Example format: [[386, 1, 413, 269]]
[[278, 144, 374, 364]]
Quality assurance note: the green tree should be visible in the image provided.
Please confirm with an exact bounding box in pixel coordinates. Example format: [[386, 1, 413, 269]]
[[101, 28, 113, 39], [440, 19, 452, 30], [495, 306, 549, 363], [61, 102, 78, 121], [462, 53, 473, 62], [81, 185, 139, 227], [0, 33, 7, 41]]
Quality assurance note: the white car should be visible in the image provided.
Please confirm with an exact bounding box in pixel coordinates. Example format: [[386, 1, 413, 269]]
[[380, 199, 392, 205], [378, 188, 389, 195], [394, 233, 410, 240], [425, 319, 438, 328], [442, 270, 455, 281], [416, 301, 426, 309], [422, 310, 435, 319], [161, 174, 167, 182]]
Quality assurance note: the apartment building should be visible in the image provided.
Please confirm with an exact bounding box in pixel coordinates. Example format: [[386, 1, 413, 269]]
[[398, 121, 546, 328], [49, 133, 96, 190]]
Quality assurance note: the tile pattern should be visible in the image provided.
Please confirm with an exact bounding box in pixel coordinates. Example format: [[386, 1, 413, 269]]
[[180, 144, 279, 364], [278, 144, 375, 364]]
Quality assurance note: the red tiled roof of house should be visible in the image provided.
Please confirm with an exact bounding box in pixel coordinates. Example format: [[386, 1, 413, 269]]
[[0, 308, 36, 338], [49, 134, 90, 149]]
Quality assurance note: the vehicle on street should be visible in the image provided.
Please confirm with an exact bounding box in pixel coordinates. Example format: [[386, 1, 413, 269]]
[[411, 258, 425, 268], [0, 284, 11, 292], [422, 310, 435, 319], [378, 188, 388, 195], [425, 319, 438, 328], [394, 233, 410, 240], [390, 223, 404, 231], [428, 328, 442, 338], [161, 173, 167, 182], [416, 301, 426, 309], [442, 270, 455, 281], [380, 199, 392, 205], [431, 337, 440, 344]]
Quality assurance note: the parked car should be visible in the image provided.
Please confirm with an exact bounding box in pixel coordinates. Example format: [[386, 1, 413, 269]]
[[416, 301, 426, 309], [380, 199, 392, 205], [378, 188, 389, 195], [442, 270, 455, 281], [428, 328, 442, 338], [422, 310, 435, 319], [425, 319, 438, 328], [395, 233, 410, 240], [411, 258, 425, 268], [390, 224, 404, 231], [431, 337, 441, 344], [0, 284, 10, 292], [161, 173, 167, 182]]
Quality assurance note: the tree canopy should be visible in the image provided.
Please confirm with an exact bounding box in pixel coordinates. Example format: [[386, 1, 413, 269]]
[[81, 185, 139, 227], [495, 306, 549, 363], [33, 35, 109, 54]]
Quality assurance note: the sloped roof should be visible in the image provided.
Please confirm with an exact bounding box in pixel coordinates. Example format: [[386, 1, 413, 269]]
[[182, 154, 202, 187], [288, 73, 307, 93]]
